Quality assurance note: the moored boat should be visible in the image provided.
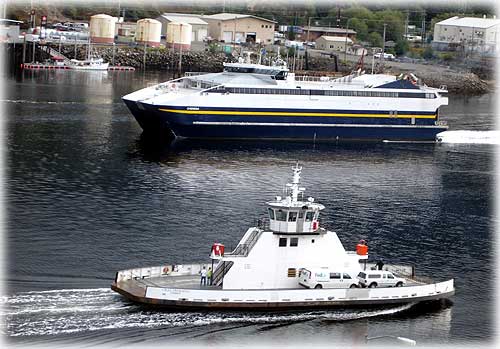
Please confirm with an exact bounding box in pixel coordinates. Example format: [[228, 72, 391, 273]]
[[122, 55, 448, 142], [111, 164, 454, 310], [68, 56, 109, 71]]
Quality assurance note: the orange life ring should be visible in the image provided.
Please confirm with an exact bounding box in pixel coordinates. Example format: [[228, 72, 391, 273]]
[[163, 266, 170, 274]]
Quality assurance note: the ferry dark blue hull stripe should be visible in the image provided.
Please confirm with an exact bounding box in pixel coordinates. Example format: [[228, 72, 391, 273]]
[[123, 100, 447, 141]]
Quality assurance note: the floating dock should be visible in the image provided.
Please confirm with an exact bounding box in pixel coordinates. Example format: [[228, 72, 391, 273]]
[[21, 63, 135, 71]]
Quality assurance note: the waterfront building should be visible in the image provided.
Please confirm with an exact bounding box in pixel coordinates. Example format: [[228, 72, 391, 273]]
[[156, 13, 208, 42], [432, 16, 500, 55], [202, 13, 276, 44], [300, 26, 356, 42], [0, 18, 22, 43], [315, 35, 353, 52]]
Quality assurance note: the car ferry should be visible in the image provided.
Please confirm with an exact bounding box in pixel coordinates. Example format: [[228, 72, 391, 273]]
[[111, 165, 454, 310], [122, 55, 448, 142]]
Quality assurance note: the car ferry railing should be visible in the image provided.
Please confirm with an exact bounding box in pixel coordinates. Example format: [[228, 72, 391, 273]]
[[225, 228, 263, 257], [212, 261, 234, 287], [115, 262, 216, 284]]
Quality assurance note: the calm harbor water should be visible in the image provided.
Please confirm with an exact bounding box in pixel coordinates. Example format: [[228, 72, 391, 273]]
[[1, 69, 497, 347]]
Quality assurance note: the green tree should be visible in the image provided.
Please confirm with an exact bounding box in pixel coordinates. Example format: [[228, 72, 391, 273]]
[[342, 6, 375, 23], [422, 46, 434, 59], [350, 18, 369, 42], [367, 32, 383, 48], [373, 10, 405, 42], [395, 39, 409, 55]]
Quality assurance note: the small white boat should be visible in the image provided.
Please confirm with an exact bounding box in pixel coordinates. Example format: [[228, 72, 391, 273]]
[[112, 164, 454, 310], [68, 57, 109, 70]]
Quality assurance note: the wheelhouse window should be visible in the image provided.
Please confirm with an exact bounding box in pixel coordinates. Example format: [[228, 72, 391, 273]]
[[279, 237, 287, 247], [343, 273, 352, 279], [275, 210, 287, 221], [268, 208, 275, 220], [290, 238, 298, 247], [305, 211, 314, 222], [288, 212, 298, 222]]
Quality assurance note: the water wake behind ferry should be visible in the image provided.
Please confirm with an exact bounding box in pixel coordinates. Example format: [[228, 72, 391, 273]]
[[2, 288, 415, 338], [436, 130, 500, 144]]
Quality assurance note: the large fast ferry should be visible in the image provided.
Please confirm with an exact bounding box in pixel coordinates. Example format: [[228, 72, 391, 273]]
[[123, 55, 449, 142], [112, 164, 454, 310]]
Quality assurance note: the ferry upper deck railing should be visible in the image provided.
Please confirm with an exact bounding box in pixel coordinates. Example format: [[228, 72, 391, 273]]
[[225, 227, 263, 257], [184, 72, 212, 77]]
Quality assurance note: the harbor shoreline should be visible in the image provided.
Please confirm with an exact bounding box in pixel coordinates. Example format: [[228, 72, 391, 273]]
[[2, 43, 493, 95]]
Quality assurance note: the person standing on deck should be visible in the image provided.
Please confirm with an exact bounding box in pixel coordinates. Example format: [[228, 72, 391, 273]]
[[200, 266, 207, 286], [207, 267, 213, 286]]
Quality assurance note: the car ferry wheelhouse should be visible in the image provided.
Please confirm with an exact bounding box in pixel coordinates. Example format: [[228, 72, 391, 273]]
[[123, 58, 448, 142]]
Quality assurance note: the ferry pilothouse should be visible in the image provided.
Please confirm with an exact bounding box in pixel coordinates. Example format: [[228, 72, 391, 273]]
[[122, 54, 449, 142], [112, 165, 454, 310]]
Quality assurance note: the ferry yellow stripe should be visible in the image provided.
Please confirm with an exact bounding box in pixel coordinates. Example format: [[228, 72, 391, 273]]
[[158, 108, 436, 119]]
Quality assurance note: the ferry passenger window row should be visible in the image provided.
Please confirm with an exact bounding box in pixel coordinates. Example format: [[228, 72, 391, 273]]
[[224, 67, 282, 75], [215, 87, 435, 98]]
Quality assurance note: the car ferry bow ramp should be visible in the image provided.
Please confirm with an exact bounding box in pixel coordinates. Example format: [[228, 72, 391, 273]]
[[111, 263, 454, 310]]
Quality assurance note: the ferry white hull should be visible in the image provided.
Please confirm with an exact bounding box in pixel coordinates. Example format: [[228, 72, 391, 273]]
[[123, 73, 449, 142], [112, 266, 454, 310]]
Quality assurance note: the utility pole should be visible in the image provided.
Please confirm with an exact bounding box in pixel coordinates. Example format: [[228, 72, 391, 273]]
[[343, 19, 350, 62], [405, 10, 409, 39], [178, 25, 183, 75], [421, 10, 426, 47], [306, 17, 311, 43], [336, 5, 341, 27], [22, 35, 26, 63], [381, 23, 387, 63], [143, 40, 147, 71]]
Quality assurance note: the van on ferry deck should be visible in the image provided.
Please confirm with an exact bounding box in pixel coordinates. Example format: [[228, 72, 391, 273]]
[[299, 268, 360, 289]]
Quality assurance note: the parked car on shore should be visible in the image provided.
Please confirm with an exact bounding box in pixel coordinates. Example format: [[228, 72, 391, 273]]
[[357, 270, 406, 288], [374, 52, 395, 60]]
